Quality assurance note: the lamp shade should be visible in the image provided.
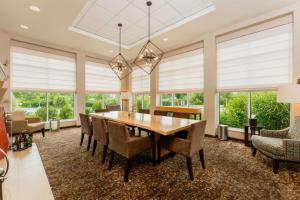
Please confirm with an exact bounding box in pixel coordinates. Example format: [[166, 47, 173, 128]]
[[277, 84, 300, 103]]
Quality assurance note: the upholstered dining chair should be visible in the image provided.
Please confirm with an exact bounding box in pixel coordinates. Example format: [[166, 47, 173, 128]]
[[106, 105, 121, 111], [91, 117, 109, 163], [158, 120, 207, 180], [153, 110, 168, 116], [95, 108, 109, 113], [79, 113, 93, 151], [173, 112, 191, 119], [252, 116, 300, 174], [107, 121, 154, 182], [138, 109, 150, 114]]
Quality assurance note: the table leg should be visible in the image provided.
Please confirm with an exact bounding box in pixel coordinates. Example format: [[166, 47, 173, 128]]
[[244, 126, 249, 146]]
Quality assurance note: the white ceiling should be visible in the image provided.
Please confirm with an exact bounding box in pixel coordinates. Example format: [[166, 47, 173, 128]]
[[0, 0, 299, 60], [70, 0, 215, 48]]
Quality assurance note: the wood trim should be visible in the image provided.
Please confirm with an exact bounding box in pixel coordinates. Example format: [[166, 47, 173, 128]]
[[155, 106, 201, 114]]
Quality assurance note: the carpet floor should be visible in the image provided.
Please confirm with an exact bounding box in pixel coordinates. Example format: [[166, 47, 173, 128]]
[[34, 128, 300, 200]]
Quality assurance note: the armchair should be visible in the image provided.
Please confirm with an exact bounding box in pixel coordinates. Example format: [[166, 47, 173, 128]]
[[7, 111, 45, 137], [252, 116, 300, 174]]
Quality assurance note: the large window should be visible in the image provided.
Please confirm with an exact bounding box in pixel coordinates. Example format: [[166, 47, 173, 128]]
[[219, 91, 289, 130], [12, 91, 74, 121], [135, 94, 150, 111], [11, 46, 76, 121], [160, 93, 204, 109], [85, 93, 120, 114]]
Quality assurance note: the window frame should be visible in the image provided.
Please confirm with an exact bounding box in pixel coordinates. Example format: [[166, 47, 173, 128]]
[[85, 92, 120, 114], [133, 93, 150, 110], [159, 92, 204, 108]]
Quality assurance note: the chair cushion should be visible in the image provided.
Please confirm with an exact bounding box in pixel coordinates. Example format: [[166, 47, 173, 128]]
[[27, 122, 45, 133], [10, 111, 26, 121], [252, 135, 284, 156], [288, 116, 300, 139]]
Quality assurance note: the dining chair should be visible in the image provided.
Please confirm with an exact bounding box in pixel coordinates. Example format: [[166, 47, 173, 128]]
[[138, 109, 150, 114], [173, 112, 191, 119], [107, 121, 155, 182], [153, 110, 168, 116], [137, 109, 150, 136], [106, 105, 121, 111], [79, 113, 93, 151], [158, 120, 207, 180], [91, 116, 109, 163], [95, 108, 109, 113]]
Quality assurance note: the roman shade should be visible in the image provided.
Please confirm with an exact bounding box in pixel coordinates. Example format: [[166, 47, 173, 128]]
[[131, 67, 150, 93], [11, 46, 75, 92], [85, 61, 120, 93], [158, 49, 204, 93], [217, 14, 293, 91]]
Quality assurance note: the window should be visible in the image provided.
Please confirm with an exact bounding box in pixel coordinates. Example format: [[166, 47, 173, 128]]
[[174, 93, 188, 107], [12, 91, 74, 121], [161, 94, 172, 106], [160, 93, 204, 108], [11, 46, 76, 121], [134, 94, 150, 111], [85, 93, 120, 114], [219, 91, 290, 130]]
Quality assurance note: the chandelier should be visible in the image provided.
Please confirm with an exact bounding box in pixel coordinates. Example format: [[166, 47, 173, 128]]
[[109, 23, 132, 80], [133, 1, 164, 75]]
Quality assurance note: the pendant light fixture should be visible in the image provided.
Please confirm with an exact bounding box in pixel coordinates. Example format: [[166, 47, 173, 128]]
[[133, 1, 164, 75], [109, 23, 132, 80]]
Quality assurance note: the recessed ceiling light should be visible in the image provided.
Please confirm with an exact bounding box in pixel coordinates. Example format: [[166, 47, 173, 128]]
[[163, 37, 168, 41], [20, 25, 29, 29], [29, 5, 40, 12]]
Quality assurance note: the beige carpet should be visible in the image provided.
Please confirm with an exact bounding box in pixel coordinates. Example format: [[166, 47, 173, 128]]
[[34, 128, 300, 200]]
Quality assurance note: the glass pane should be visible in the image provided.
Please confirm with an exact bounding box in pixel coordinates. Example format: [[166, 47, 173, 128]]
[[85, 94, 103, 114], [12, 91, 47, 121], [220, 92, 248, 128], [174, 93, 188, 107], [48, 92, 74, 120], [135, 94, 142, 111], [161, 94, 172, 106], [189, 92, 204, 119], [143, 94, 151, 109], [251, 91, 290, 130], [104, 94, 120, 107]]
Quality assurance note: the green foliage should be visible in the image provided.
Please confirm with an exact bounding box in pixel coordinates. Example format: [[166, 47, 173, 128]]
[[174, 93, 187, 106], [143, 94, 151, 109], [85, 93, 119, 114], [161, 94, 172, 106], [190, 93, 204, 106], [136, 95, 142, 110]]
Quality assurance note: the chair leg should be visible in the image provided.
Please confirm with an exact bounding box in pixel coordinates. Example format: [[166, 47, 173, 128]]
[[199, 149, 205, 169], [80, 133, 84, 146], [186, 157, 194, 180], [41, 128, 45, 137], [273, 159, 279, 174], [87, 136, 92, 151], [124, 158, 130, 182], [108, 150, 114, 170], [102, 145, 108, 164], [92, 140, 97, 156], [138, 128, 141, 137], [252, 147, 257, 157]]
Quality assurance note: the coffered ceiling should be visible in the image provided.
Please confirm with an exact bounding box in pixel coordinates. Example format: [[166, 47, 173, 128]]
[[70, 0, 215, 48], [0, 0, 299, 60]]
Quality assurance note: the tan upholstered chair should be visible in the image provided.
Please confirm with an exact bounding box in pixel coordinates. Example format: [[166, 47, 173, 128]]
[[95, 108, 109, 113], [153, 110, 168, 116], [91, 116, 109, 163], [106, 105, 121, 111], [158, 121, 207, 180], [107, 121, 154, 182], [173, 112, 191, 119], [7, 111, 45, 137], [79, 113, 93, 151]]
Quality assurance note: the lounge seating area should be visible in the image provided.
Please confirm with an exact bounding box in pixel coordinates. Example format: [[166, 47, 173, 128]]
[[0, 0, 300, 200]]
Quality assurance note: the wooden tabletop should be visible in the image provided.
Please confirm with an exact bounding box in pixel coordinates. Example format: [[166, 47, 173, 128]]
[[90, 111, 200, 136]]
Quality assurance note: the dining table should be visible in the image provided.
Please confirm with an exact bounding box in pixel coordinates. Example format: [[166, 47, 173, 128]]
[[90, 111, 201, 162]]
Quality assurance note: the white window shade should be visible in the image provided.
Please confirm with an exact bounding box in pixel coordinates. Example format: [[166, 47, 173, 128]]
[[85, 61, 120, 93], [217, 16, 293, 91], [11, 46, 75, 92], [158, 49, 204, 93], [131, 67, 150, 93]]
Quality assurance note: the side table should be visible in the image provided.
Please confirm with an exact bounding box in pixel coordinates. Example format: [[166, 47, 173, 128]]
[[244, 124, 264, 146]]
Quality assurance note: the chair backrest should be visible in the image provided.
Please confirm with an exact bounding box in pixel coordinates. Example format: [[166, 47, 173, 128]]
[[107, 105, 121, 111], [138, 109, 150, 114], [173, 112, 190, 119], [187, 120, 207, 156], [154, 110, 168, 116], [9, 111, 26, 121], [288, 116, 300, 139], [107, 121, 130, 157], [79, 113, 93, 136], [91, 116, 108, 145], [95, 108, 109, 113]]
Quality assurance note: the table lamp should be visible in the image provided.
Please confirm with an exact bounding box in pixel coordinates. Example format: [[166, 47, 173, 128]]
[[277, 83, 300, 118]]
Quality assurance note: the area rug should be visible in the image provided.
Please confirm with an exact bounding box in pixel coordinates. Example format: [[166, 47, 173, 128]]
[[34, 128, 300, 200]]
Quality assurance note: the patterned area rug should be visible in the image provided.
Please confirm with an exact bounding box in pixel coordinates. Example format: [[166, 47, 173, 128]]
[[34, 128, 300, 200]]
